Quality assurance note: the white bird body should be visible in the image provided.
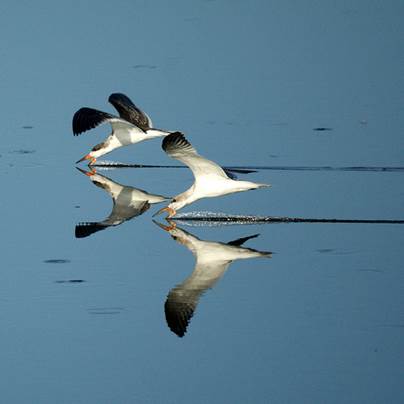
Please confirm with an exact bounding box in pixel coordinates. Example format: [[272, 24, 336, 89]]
[[73, 93, 171, 164], [155, 132, 269, 217], [196, 175, 266, 197], [173, 177, 265, 208], [86, 123, 168, 160]]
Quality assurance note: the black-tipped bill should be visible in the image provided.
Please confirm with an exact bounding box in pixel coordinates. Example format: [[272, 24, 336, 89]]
[[76, 167, 89, 175], [76, 154, 91, 164], [153, 206, 167, 218]]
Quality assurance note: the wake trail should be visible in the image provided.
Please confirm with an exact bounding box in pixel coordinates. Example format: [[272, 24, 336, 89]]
[[171, 211, 404, 227]]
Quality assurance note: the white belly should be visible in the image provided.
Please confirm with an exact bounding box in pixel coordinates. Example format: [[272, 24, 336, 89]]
[[194, 176, 247, 198]]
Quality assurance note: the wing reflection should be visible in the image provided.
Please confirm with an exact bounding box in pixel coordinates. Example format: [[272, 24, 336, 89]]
[[76, 168, 169, 238], [155, 221, 271, 337]]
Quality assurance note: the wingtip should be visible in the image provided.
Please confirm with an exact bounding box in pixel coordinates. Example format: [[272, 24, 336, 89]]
[[161, 132, 189, 152], [72, 107, 112, 135], [227, 233, 260, 246], [75, 222, 107, 238], [108, 92, 135, 108], [108, 92, 129, 100], [72, 109, 82, 135]]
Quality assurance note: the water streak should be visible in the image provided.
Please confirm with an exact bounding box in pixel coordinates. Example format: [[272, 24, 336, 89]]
[[172, 211, 404, 227], [92, 161, 404, 173]]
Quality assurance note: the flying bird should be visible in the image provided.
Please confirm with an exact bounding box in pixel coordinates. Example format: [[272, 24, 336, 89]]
[[75, 168, 169, 238], [154, 132, 269, 218], [155, 222, 271, 337], [73, 93, 172, 164]]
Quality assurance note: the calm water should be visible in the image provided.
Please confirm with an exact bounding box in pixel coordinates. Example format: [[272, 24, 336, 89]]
[[0, 1, 403, 403]]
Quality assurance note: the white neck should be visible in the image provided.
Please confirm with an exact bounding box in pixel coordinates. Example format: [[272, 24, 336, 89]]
[[146, 128, 170, 138], [90, 136, 121, 158]]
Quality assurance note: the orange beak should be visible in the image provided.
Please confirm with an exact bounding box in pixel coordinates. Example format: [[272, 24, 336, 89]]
[[76, 167, 96, 177], [152, 206, 176, 218], [153, 219, 176, 231], [76, 154, 96, 165]]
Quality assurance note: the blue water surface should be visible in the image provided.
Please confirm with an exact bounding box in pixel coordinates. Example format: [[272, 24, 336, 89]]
[[0, 1, 403, 403]]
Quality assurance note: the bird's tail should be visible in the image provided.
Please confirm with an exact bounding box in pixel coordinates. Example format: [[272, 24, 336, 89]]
[[251, 182, 270, 189], [148, 194, 171, 204], [147, 128, 170, 138], [236, 180, 270, 191]]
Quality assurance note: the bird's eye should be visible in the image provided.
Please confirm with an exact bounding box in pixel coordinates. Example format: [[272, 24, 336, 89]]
[[92, 142, 104, 151]]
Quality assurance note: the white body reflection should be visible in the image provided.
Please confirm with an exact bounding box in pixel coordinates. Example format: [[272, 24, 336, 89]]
[[155, 222, 271, 337], [76, 168, 169, 238]]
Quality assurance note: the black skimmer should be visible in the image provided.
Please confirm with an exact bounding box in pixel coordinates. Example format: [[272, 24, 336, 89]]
[[155, 222, 271, 337], [73, 93, 172, 165], [154, 132, 270, 218], [75, 168, 169, 238]]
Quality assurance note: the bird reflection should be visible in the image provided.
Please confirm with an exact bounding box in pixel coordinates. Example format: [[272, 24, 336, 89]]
[[155, 221, 271, 337], [76, 168, 169, 238]]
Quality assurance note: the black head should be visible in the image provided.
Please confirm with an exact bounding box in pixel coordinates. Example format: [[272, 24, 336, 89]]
[[92, 141, 106, 152]]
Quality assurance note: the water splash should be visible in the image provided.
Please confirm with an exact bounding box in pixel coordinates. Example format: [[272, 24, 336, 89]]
[[90, 160, 130, 170], [173, 211, 404, 227]]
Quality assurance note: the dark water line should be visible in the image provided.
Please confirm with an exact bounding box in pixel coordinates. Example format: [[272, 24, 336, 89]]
[[241, 166, 404, 172], [92, 163, 404, 172], [173, 216, 404, 224], [92, 163, 183, 169]]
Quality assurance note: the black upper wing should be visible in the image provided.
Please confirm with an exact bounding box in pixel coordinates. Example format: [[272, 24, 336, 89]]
[[164, 291, 197, 338], [75, 222, 108, 238], [162, 132, 194, 154], [72, 107, 115, 135], [162, 132, 229, 179], [108, 93, 151, 131]]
